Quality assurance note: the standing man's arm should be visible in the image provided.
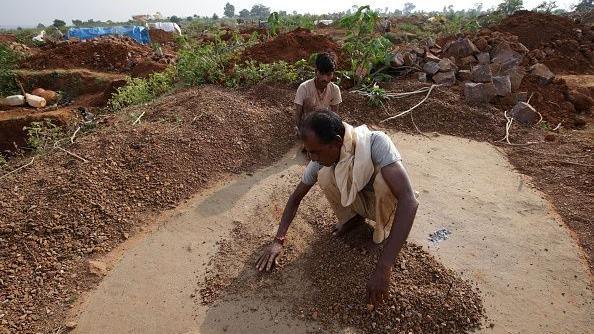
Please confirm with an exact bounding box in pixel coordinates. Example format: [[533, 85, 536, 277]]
[[256, 181, 313, 271], [295, 103, 304, 134], [367, 161, 419, 306]]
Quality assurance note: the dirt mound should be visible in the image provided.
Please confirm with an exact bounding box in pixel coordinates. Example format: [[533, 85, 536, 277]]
[[20, 36, 175, 77], [491, 11, 594, 74], [148, 29, 175, 44], [0, 34, 16, 43], [241, 28, 344, 66], [201, 195, 485, 333], [0, 85, 295, 333]]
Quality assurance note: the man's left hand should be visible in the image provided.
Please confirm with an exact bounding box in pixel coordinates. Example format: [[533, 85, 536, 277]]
[[367, 264, 392, 307]]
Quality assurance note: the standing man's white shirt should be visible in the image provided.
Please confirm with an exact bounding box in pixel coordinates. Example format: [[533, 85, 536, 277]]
[[294, 79, 342, 111]]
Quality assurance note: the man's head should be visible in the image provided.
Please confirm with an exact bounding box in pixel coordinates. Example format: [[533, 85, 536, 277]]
[[300, 111, 344, 167], [314, 52, 336, 90]]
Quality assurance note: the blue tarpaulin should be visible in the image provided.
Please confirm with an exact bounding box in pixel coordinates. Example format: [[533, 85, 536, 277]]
[[66, 26, 150, 44]]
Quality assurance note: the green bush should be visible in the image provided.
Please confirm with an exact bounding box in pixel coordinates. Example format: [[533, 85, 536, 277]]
[[23, 120, 63, 153], [176, 41, 236, 86], [108, 67, 176, 110], [0, 43, 21, 96]]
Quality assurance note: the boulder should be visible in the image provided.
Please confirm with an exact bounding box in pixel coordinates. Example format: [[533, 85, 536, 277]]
[[423, 61, 440, 75], [508, 66, 526, 91], [457, 70, 472, 82], [433, 71, 456, 85], [417, 72, 427, 82], [403, 52, 417, 66], [471, 64, 493, 83], [491, 42, 523, 70], [464, 82, 497, 105], [477, 52, 490, 65], [530, 63, 555, 85], [493, 75, 512, 96], [391, 53, 405, 67], [438, 58, 456, 72], [442, 37, 479, 58], [459, 55, 478, 67], [425, 52, 441, 62], [510, 101, 538, 125]]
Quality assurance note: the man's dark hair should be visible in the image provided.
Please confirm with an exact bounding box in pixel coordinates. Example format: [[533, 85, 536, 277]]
[[315, 52, 336, 74], [301, 110, 345, 144]]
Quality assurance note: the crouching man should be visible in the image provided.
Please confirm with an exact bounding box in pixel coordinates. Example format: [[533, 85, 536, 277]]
[[256, 111, 419, 307]]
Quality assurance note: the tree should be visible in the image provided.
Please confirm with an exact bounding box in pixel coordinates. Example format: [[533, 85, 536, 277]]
[[186, 16, 193, 21], [497, 0, 524, 15], [403, 2, 416, 15], [53, 19, 66, 28], [250, 4, 271, 19], [534, 1, 557, 13], [574, 0, 593, 12], [37, 23, 45, 29], [239, 9, 250, 18], [72, 19, 83, 26], [212, 13, 219, 20], [224, 2, 235, 18], [169, 15, 181, 23]]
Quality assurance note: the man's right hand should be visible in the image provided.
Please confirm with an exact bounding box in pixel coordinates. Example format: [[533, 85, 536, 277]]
[[256, 241, 283, 272]]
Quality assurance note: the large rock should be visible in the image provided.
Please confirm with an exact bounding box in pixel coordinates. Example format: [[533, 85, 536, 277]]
[[508, 66, 526, 91], [491, 43, 522, 71], [477, 52, 490, 65], [443, 37, 479, 58], [457, 69, 472, 82], [510, 102, 539, 125], [423, 61, 440, 75], [464, 82, 497, 105], [438, 58, 457, 72], [390, 53, 405, 67], [403, 52, 417, 66], [493, 75, 512, 96], [459, 55, 478, 67], [471, 64, 492, 83], [425, 52, 441, 62], [433, 71, 456, 85], [530, 63, 554, 85]]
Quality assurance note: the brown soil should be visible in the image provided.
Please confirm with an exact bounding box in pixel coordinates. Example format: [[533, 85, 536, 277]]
[[0, 85, 294, 333], [0, 108, 77, 152], [14, 69, 127, 107], [0, 34, 16, 43], [491, 11, 594, 74], [19, 37, 175, 77], [148, 29, 175, 44], [202, 216, 485, 334], [241, 28, 344, 67]]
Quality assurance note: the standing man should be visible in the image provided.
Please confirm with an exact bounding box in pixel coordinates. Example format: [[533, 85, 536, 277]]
[[256, 111, 419, 307], [294, 52, 342, 135]]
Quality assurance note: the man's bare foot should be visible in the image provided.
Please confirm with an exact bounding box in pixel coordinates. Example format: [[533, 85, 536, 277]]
[[332, 215, 365, 237]]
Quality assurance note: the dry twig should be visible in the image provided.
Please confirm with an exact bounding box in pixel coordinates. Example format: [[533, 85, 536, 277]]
[[132, 111, 146, 125], [380, 84, 442, 123], [0, 157, 35, 180]]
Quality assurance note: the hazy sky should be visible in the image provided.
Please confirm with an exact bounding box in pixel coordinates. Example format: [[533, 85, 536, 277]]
[[0, 0, 578, 28]]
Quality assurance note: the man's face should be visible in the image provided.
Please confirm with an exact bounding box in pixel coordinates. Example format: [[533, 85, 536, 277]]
[[315, 70, 334, 89], [302, 129, 342, 167]]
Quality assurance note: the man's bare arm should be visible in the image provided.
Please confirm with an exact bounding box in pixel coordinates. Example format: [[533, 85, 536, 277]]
[[295, 103, 304, 128], [367, 161, 419, 305], [256, 181, 313, 271]]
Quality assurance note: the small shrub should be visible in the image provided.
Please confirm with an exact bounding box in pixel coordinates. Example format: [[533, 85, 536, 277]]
[[108, 67, 176, 110], [23, 120, 63, 153], [0, 43, 22, 96]]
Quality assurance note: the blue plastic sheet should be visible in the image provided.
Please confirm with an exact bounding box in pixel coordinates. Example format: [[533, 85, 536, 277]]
[[66, 26, 151, 44]]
